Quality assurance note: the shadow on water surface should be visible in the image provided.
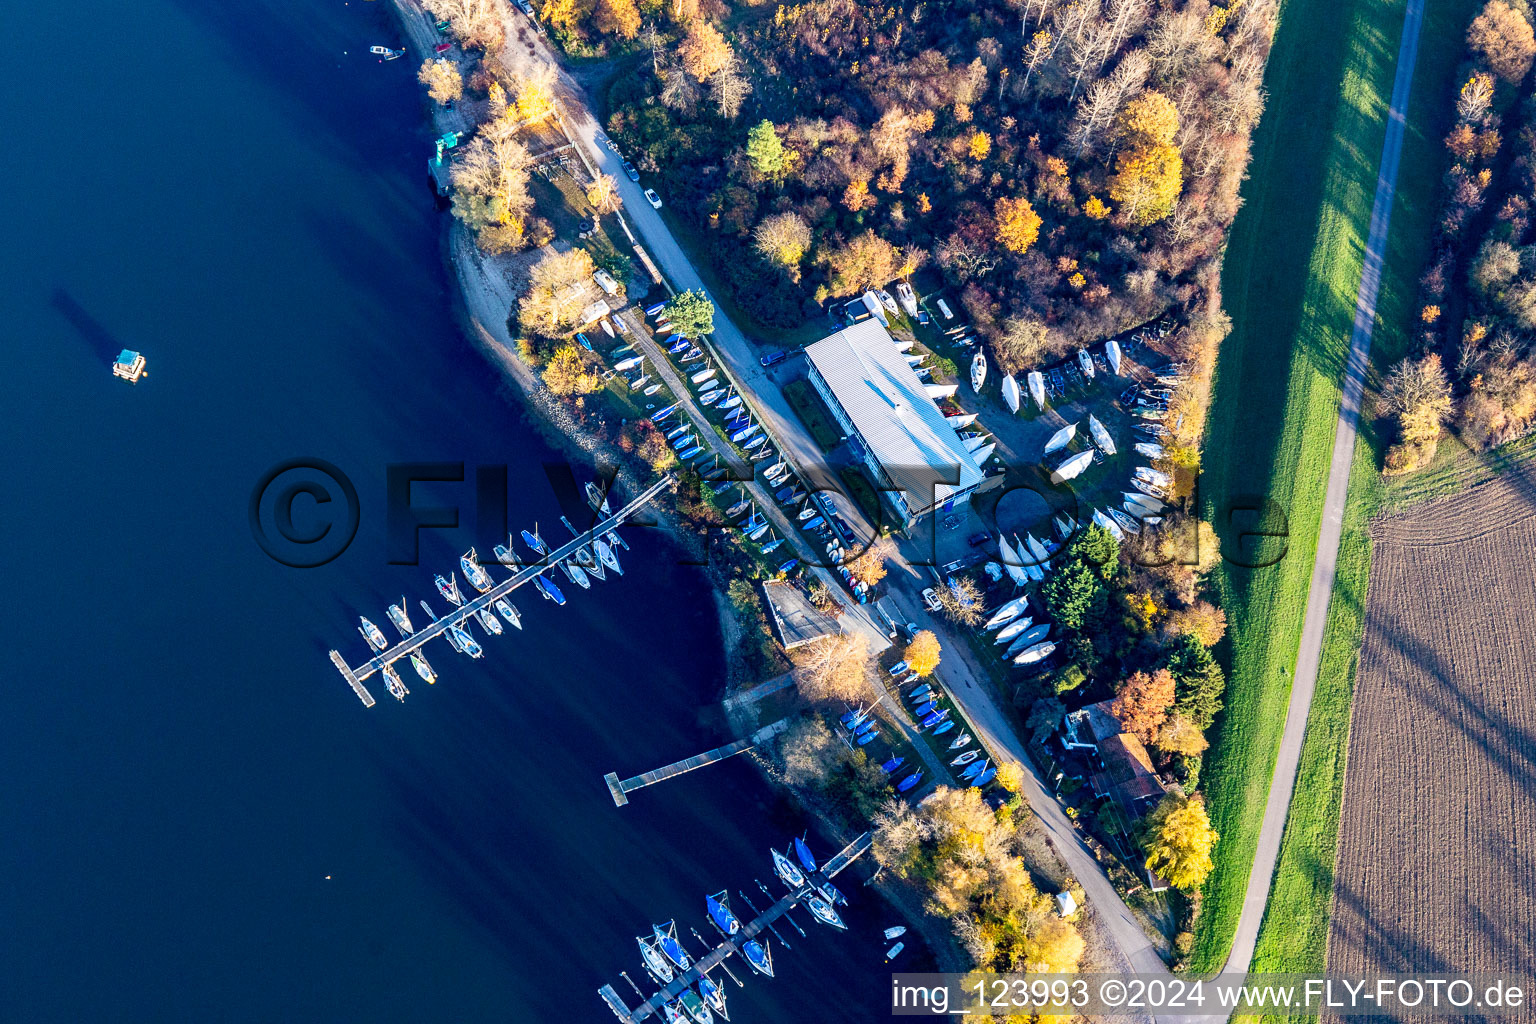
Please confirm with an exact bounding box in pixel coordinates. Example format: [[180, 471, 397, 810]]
[[52, 289, 132, 363]]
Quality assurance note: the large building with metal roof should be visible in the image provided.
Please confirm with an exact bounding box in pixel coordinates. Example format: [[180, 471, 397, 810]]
[[804, 319, 986, 526]]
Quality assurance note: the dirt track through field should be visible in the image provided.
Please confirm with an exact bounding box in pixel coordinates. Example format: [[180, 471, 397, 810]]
[[1329, 464, 1536, 1017]]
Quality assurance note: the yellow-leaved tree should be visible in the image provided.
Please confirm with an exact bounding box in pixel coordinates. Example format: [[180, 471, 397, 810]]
[[994, 196, 1043, 254], [846, 537, 892, 588], [794, 632, 871, 703], [542, 344, 603, 397], [1110, 92, 1183, 226], [1142, 792, 1218, 890], [679, 20, 733, 80], [993, 761, 1025, 794], [904, 630, 942, 676]]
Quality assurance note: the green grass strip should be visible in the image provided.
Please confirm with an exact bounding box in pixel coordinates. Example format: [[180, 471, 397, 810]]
[[1241, 0, 1490, 999], [1187, 0, 1408, 971]]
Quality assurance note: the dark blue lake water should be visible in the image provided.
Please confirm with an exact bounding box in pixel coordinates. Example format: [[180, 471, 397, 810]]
[[0, 2, 897, 1019]]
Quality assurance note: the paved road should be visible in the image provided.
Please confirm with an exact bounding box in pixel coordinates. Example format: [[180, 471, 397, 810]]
[[878, 585, 1171, 973], [1220, 0, 1426, 976]]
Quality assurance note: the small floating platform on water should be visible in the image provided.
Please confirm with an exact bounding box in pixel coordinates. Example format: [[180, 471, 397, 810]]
[[112, 349, 146, 383]]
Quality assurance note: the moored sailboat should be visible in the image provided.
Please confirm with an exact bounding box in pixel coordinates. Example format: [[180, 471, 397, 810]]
[[381, 663, 408, 702], [358, 616, 388, 651]]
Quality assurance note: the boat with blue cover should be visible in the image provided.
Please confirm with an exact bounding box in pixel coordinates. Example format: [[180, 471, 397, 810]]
[[741, 938, 773, 977], [534, 573, 565, 605], [706, 891, 741, 935], [652, 921, 692, 970]]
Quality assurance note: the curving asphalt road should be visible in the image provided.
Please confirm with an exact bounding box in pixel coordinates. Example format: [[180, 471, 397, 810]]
[[1221, 0, 1426, 976]]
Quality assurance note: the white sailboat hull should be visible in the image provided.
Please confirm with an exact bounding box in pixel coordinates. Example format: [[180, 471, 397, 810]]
[[1001, 374, 1021, 413]]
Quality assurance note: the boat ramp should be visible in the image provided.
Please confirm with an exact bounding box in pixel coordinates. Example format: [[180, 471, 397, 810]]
[[329, 475, 673, 705]]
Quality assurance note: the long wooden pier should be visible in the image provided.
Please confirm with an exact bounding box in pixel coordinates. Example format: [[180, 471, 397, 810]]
[[598, 832, 873, 1022], [330, 475, 674, 705], [604, 718, 791, 807]]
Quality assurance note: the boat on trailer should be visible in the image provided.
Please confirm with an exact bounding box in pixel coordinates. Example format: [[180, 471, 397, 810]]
[[1028, 369, 1047, 409]]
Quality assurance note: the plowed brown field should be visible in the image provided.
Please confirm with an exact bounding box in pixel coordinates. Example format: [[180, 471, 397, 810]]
[[1328, 465, 1536, 1013]]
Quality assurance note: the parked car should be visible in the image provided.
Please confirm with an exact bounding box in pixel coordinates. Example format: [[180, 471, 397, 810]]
[[760, 349, 789, 367], [515, 0, 534, 13], [644, 188, 663, 209], [967, 531, 992, 548], [922, 587, 942, 612], [622, 160, 640, 182]]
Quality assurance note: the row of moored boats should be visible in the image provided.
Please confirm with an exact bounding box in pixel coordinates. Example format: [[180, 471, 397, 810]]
[[627, 835, 875, 1023], [354, 484, 626, 701]]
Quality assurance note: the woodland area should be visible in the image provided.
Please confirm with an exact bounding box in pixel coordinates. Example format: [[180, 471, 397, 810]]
[[1395, 0, 1536, 469], [587, 0, 1273, 368]]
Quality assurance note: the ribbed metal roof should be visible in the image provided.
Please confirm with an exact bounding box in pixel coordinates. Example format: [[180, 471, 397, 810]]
[[805, 319, 984, 510]]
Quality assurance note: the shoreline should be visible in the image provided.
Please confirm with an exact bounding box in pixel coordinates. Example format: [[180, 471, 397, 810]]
[[380, 0, 1216, 984], [386, 0, 974, 974]]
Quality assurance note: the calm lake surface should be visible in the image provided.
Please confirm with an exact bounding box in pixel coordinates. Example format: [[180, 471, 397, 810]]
[[0, 2, 897, 1019]]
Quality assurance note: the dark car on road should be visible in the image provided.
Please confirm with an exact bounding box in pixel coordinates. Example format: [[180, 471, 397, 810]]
[[759, 349, 789, 367], [622, 160, 640, 182], [967, 531, 992, 547]]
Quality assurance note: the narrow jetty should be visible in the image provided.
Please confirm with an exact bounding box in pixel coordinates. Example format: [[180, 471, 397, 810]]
[[597, 832, 873, 1022], [329, 475, 673, 703], [604, 718, 790, 807]]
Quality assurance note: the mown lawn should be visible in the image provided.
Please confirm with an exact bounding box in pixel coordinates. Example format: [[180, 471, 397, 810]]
[[1240, 0, 1497, 1000], [1187, 0, 1410, 971]]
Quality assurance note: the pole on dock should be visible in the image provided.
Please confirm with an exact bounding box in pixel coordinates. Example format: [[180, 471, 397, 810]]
[[690, 927, 744, 988], [619, 971, 646, 998], [738, 890, 791, 950], [760, 881, 806, 937]]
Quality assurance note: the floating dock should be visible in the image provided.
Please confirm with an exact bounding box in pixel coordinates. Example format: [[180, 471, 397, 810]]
[[112, 349, 146, 383], [604, 718, 790, 807], [598, 832, 873, 1022], [329, 475, 673, 704]]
